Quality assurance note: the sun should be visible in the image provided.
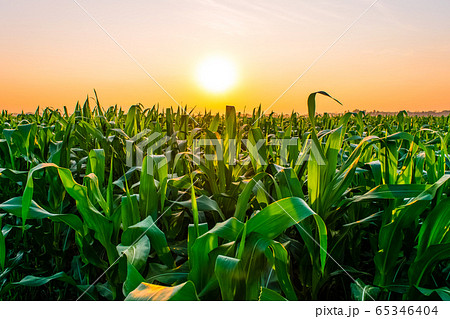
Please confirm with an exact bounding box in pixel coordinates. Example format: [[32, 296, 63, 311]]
[[196, 56, 237, 93]]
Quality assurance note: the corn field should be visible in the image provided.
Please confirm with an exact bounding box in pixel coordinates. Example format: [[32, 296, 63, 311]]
[[0, 91, 449, 300]]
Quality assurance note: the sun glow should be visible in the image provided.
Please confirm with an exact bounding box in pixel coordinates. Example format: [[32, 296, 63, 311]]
[[196, 56, 237, 93]]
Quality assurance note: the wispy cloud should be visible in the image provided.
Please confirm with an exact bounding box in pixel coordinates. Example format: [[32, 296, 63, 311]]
[[183, 0, 352, 36], [185, 0, 264, 36], [370, 1, 420, 32]]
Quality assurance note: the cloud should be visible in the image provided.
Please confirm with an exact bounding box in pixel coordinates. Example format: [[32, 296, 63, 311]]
[[183, 0, 346, 36]]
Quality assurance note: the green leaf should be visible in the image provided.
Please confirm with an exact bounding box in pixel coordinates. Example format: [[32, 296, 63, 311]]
[[125, 281, 199, 301], [96, 282, 114, 301], [123, 263, 145, 297], [266, 241, 297, 300], [174, 194, 225, 221], [139, 155, 162, 220], [307, 91, 342, 127], [234, 172, 270, 221], [124, 105, 141, 138], [295, 214, 328, 274], [0, 197, 83, 234], [20, 163, 116, 263], [0, 217, 5, 270], [374, 174, 450, 286], [248, 128, 267, 172], [224, 105, 237, 165], [86, 149, 106, 186], [275, 168, 304, 200], [380, 140, 398, 184], [188, 223, 218, 291], [84, 173, 109, 215], [350, 184, 430, 203], [416, 286, 450, 301], [215, 255, 242, 301], [246, 197, 318, 240], [122, 216, 174, 268], [259, 287, 288, 301], [13, 271, 76, 287], [121, 194, 140, 231], [117, 236, 150, 271], [408, 244, 450, 286], [350, 279, 380, 301], [416, 197, 450, 257], [208, 113, 220, 132]]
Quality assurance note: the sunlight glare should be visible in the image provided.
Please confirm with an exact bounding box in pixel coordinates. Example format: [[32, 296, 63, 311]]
[[197, 56, 237, 93]]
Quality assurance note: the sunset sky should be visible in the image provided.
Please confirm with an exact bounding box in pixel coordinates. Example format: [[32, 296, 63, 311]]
[[1, 0, 450, 114]]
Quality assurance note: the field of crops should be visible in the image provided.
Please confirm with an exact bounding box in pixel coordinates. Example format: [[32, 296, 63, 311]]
[[0, 92, 449, 301]]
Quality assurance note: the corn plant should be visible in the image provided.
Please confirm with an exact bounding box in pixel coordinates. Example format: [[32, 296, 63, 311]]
[[0, 92, 449, 301]]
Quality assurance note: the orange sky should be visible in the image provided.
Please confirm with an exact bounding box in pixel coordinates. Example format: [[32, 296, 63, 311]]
[[1, 0, 450, 114]]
